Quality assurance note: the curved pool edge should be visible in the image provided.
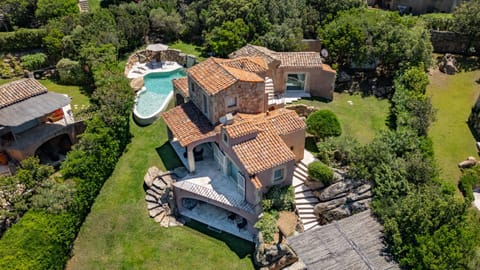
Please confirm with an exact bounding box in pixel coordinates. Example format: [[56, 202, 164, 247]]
[[133, 90, 174, 126]]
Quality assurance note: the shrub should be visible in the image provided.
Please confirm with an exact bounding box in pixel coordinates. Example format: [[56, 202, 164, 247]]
[[56, 58, 87, 85], [308, 161, 334, 186], [21, 53, 48, 71], [254, 212, 278, 243], [459, 168, 480, 204], [262, 185, 295, 212], [306, 110, 341, 140]]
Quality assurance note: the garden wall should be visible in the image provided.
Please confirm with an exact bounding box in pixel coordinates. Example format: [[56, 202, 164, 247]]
[[430, 30, 480, 55]]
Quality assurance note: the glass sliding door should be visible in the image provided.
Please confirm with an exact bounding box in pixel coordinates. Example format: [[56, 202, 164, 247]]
[[286, 73, 306, 91]]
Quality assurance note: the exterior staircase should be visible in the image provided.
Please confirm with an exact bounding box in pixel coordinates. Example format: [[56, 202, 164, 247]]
[[293, 151, 321, 231], [78, 0, 89, 13]]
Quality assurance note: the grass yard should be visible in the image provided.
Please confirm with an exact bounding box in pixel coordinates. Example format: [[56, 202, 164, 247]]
[[427, 69, 480, 185], [66, 113, 254, 270], [39, 79, 90, 114], [170, 41, 206, 62], [87, 0, 101, 12], [296, 92, 390, 144]]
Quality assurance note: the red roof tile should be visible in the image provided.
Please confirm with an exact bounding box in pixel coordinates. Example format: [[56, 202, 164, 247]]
[[161, 102, 216, 147], [276, 52, 323, 68], [225, 120, 258, 139], [0, 79, 47, 109], [266, 109, 306, 135], [251, 175, 262, 190], [172, 77, 189, 98], [232, 130, 294, 174]]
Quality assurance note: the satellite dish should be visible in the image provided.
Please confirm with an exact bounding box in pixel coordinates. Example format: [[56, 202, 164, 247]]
[[321, 48, 329, 58]]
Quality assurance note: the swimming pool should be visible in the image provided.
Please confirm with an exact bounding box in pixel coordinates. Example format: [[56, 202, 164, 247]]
[[133, 67, 186, 125]]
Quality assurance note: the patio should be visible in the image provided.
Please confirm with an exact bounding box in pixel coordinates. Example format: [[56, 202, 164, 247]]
[[127, 61, 182, 79]]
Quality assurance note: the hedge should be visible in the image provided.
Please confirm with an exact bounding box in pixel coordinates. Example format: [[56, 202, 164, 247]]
[[0, 29, 46, 52]]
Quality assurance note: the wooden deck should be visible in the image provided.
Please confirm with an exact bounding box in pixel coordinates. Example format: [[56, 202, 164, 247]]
[[288, 210, 399, 270]]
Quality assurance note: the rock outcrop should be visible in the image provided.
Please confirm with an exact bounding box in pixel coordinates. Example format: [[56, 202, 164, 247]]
[[255, 233, 299, 270], [144, 167, 181, 227], [439, 53, 458, 75], [458, 156, 478, 169], [312, 177, 372, 225]]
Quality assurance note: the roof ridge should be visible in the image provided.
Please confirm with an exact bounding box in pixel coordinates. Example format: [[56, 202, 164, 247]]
[[212, 57, 239, 84]]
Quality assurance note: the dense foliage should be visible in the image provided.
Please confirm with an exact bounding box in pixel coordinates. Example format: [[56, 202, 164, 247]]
[[307, 161, 334, 185], [306, 109, 342, 140], [254, 212, 278, 243], [20, 53, 47, 71], [0, 28, 46, 52], [319, 8, 433, 72], [261, 185, 295, 213]]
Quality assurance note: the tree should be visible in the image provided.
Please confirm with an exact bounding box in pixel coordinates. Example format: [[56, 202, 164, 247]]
[[306, 110, 342, 140], [35, 0, 78, 25], [56, 58, 87, 86], [149, 8, 185, 42], [204, 18, 249, 57], [0, 0, 36, 30], [453, 0, 480, 50]]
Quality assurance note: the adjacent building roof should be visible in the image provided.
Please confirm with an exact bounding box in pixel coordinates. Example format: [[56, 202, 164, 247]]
[[232, 130, 294, 174], [229, 44, 328, 70], [187, 57, 264, 95], [0, 92, 70, 127], [276, 52, 323, 69], [265, 109, 306, 135], [172, 77, 189, 98], [0, 79, 47, 109], [288, 210, 399, 270], [224, 120, 258, 140], [161, 102, 216, 147], [221, 57, 269, 73]]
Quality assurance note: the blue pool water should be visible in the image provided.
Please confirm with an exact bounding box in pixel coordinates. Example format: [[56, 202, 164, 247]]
[[136, 68, 186, 117]]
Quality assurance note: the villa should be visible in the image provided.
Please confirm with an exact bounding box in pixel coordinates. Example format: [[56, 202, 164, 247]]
[[0, 79, 80, 174], [162, 45, 335, 240]]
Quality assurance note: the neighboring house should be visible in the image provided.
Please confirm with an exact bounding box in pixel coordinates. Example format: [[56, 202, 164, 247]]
[[0, 79, 79, 170], [163, 54, 312, 240], [372, 0, 465, 14]]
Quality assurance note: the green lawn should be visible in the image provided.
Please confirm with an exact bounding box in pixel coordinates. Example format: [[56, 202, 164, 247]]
[[66, 114, 254, 270], [39, 79, 90, 114], [169, 41, 206, 62], [87, 0, 101, 12], [296, 92, 390, 144], [427, 69, 480, 185]]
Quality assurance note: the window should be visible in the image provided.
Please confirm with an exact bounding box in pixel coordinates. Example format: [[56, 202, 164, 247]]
[[273, 168, 284, 182], [223, 131, 229, 145], [226, 96, 237, 108], [286, 73, 306, 91]]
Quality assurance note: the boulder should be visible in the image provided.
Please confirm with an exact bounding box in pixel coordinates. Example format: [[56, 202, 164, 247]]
[[319, 206, 351, 224], [439, 54, 458, 75], [304, 179, 325, 191], [350, 199, 371, 212], [144, 166, 160, 188], [459, 158, 477, 169], [255, 243, 298, 270], [314, 197, 347, 217]]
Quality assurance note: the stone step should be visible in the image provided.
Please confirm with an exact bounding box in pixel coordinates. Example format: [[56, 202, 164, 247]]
[[149, 207, 164, 218], [294, 169, 308, 180], [294, 184, 311, 194], [145, 194, 158, 203], [154, 211, 166, 223], [297, 208, 315, 214], [295, 197, 319, 205], [149, 186, 163, 196], [296, 204, 316, 211], [146, 189, 161, 200], [304, 221, 320, 231], [296, 162, 309, 173], [299, 213, 317, 220], [152, 178, 168, 190], [147, 201, 161, 210], [295, 190, 316, 199], [292, 176, 304, 188]]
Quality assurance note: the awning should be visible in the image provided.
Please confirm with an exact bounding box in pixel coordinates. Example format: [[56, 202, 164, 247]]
[[0, 92, 71, 127], [146, 43, 169, 52]]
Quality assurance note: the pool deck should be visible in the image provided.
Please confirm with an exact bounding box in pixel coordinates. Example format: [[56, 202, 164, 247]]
[[127, 61, 183, 79]]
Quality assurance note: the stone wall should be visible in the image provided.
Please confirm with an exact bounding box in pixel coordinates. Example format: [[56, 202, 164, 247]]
[[430, 30, 480, 55]]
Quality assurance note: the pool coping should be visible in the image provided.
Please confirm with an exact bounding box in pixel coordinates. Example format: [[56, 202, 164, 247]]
[[132, 65, 183, 125]]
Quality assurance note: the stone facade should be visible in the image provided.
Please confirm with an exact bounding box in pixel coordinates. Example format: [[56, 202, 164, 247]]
[[431, 30, 480, 55]]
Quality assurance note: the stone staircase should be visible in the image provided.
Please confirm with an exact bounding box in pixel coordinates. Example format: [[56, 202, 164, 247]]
[[293, 152, 321, 231], [78, 0, 89, 13]]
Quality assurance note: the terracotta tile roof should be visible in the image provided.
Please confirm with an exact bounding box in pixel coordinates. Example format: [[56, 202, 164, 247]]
[[222, 57, 268, 73], [322, 63, 337, 73], [0, 79, 47, 109], [250, 175, 262, 190], [232, 130, 294, 174], [161, 102, 216, 147], [187, 57, 264, 95], [172, 77, 189, 98], [228, 44, 278, 65], [276, 52, 323, 68], [224, 120, 258, 139], [265, 109, 306, 135]]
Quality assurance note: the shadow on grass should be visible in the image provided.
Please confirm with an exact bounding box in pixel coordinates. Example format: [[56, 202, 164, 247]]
[[301, 96, 333, 104], [185, 219, 255, 260], [156, 142, 183, 170]]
